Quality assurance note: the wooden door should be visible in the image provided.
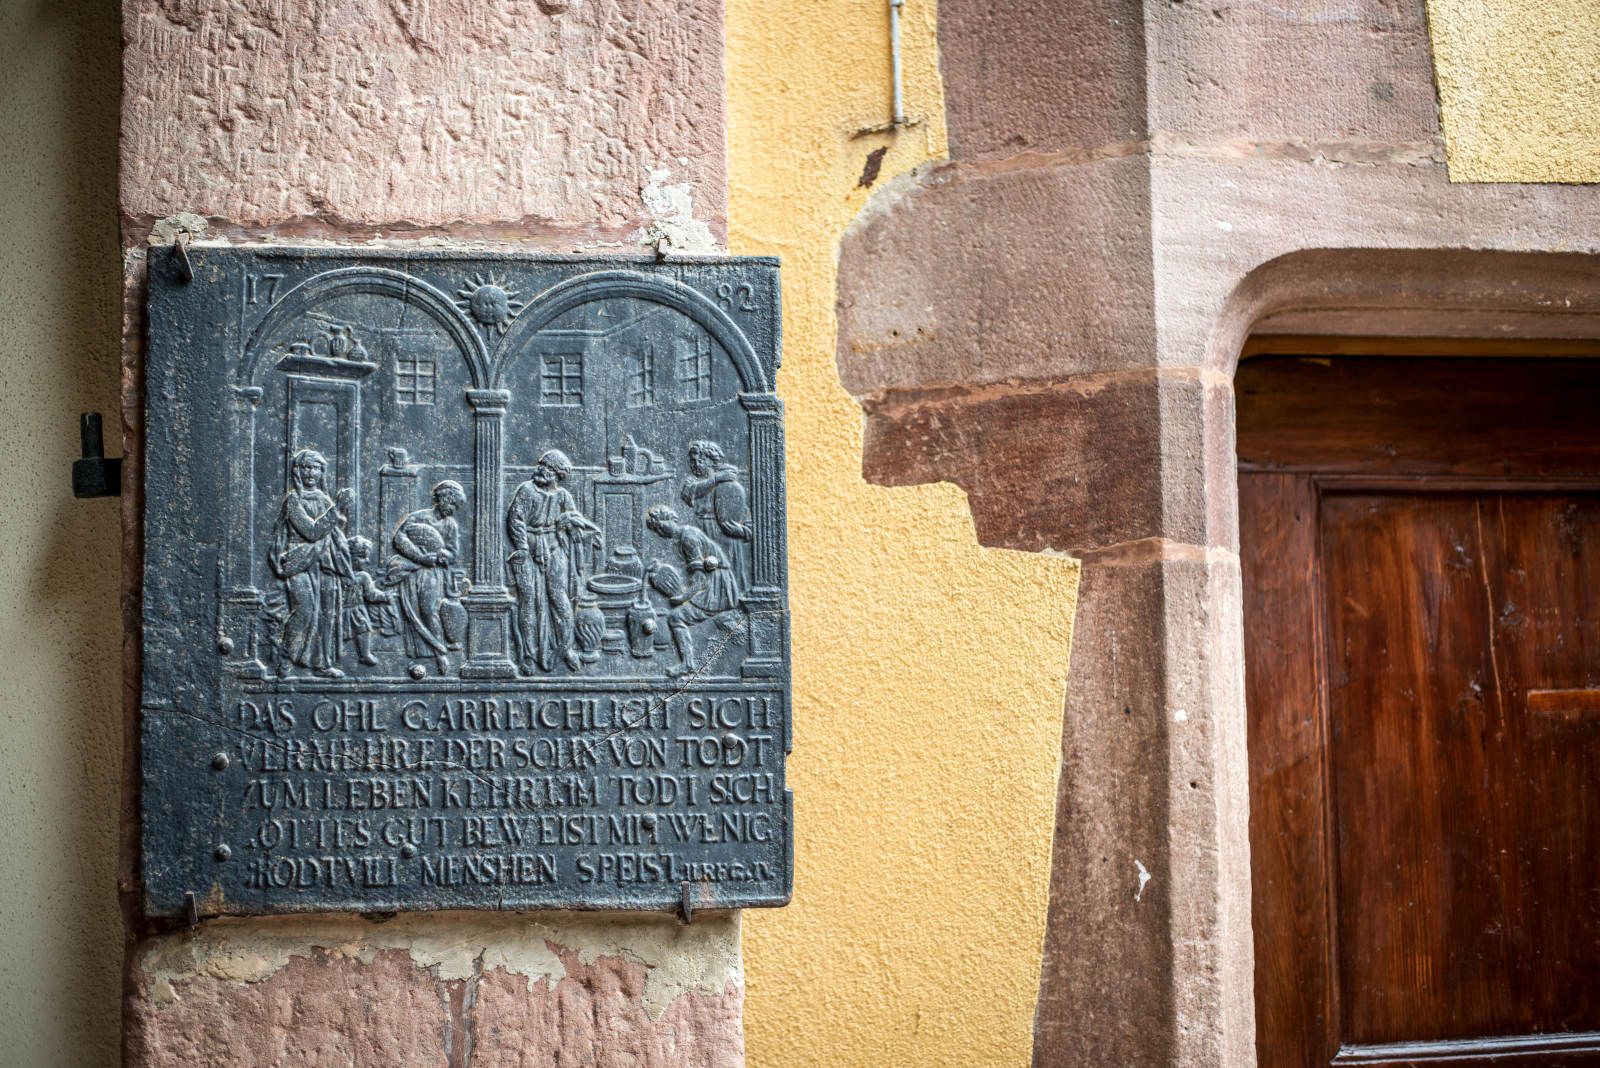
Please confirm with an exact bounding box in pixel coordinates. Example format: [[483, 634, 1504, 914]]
[[1240, 357, 1600, 1067]]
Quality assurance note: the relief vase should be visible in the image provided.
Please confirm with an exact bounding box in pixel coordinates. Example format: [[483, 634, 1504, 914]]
[[626, 595, 658, 659], [575, 594, 605, 663]]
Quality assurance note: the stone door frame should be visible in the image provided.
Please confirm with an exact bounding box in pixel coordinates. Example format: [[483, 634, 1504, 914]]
[[1074, 248, 1600, 1065], [842, 226, 1600, 1065]]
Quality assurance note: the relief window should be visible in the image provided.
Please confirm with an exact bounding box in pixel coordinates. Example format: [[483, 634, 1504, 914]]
[[394, 351, 437, 405], [539, 351, 585, 407], [678, 335, 713, 403], [628, 343, 657, 408]]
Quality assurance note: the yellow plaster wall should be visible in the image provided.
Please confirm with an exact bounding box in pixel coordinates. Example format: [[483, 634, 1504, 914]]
[[1429, 0, 1600, 182], [724, 3, 1079, 1064]]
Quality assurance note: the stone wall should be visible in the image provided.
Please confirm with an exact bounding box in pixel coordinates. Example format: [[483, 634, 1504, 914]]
[[35, 0, 1600, 1063], [119, 3, 740, 1064], [125, 913, 742, 1067]]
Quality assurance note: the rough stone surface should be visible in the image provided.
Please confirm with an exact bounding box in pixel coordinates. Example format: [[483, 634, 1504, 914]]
[[472, 951, 743, 1067], [936, 0, 1443, 166], [121, 0, 727, 238], [937, 0, 1146, 159], [125, 913, 744, 1068], [1154, 550, 1251, 1068], [127, 949, 456, 1066], [860, 371, 1220, 554], [1150, 157, 1600, 371], [1146, 0, 1441, 145], [1227, 249, 1600, 349], [1034, 550, 1248, 1068], [837, 155, 1154, 395], [1035, 557, 1172, 1067]]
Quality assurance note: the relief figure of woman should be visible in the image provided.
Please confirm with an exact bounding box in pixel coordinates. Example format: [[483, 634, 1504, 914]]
[[270, 448, 354, 678]]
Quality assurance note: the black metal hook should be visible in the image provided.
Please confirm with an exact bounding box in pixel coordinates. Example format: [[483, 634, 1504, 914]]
[[173, 231, 194, 283], [72, 412, 122, 498]]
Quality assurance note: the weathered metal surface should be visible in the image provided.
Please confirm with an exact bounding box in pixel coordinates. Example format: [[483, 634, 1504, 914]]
[[141, 247, 790, 917]]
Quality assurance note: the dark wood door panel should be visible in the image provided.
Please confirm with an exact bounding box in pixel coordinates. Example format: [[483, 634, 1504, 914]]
[[1240, 357, 1600, 1068], [1243, 472, 1339, 1065], [1236, 358, 1600, 479], [1321, 492, 1507, 1044], [1474, 495, 1600, 1035], [1321, 491, 1600, 1045]]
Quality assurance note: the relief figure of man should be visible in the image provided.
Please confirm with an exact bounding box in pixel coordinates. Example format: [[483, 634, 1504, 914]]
[[385, 480, 466, 677], [646, 504, 743, 677], [507, 450, 599, 674], [680, 439, 751, 593], [270, 448, 354, 678]]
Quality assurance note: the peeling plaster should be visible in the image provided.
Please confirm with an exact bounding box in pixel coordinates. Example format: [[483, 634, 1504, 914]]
[[1134, 860, 1152, 903], [137, 911, 741, 1021], [147, 212, 208, 246], [638, 168, 718, 255]]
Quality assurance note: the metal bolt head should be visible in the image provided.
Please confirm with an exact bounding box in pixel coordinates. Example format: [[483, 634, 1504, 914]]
[[400, 843, 418, 859], [213, 844, 232, 862], [211, 752, 229, 771]]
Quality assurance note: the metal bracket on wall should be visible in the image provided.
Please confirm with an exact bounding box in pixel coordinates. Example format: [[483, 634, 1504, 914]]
[[72, 412, 122, 498]]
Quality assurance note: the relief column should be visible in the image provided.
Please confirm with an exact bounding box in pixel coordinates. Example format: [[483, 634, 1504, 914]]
[[221, 384, 266, 676], [462, 387, 516, 678], [740, 392, 786, 677]]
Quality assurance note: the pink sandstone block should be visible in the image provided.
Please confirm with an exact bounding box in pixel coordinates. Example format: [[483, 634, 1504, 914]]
[[120, 0, 727, 234], [125, 944, 744, 1067]]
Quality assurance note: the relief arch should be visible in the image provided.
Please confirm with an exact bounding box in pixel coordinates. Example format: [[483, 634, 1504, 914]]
[[491, 269, 773, 393], [241, 266, 490, 387], [479, 268, 786, 681], [221, 266, 492, 678]]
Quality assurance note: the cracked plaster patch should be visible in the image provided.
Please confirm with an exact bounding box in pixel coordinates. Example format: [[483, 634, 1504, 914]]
[[147, 213, 208, 246], [638, 168, 718, 254]]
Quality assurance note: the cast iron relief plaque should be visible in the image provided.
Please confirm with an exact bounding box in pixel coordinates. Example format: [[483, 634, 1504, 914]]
[[142, 248, 790, 916]]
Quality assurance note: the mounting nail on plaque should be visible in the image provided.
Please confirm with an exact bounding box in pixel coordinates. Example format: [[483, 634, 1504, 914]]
[[141, 247, 790, 917]]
